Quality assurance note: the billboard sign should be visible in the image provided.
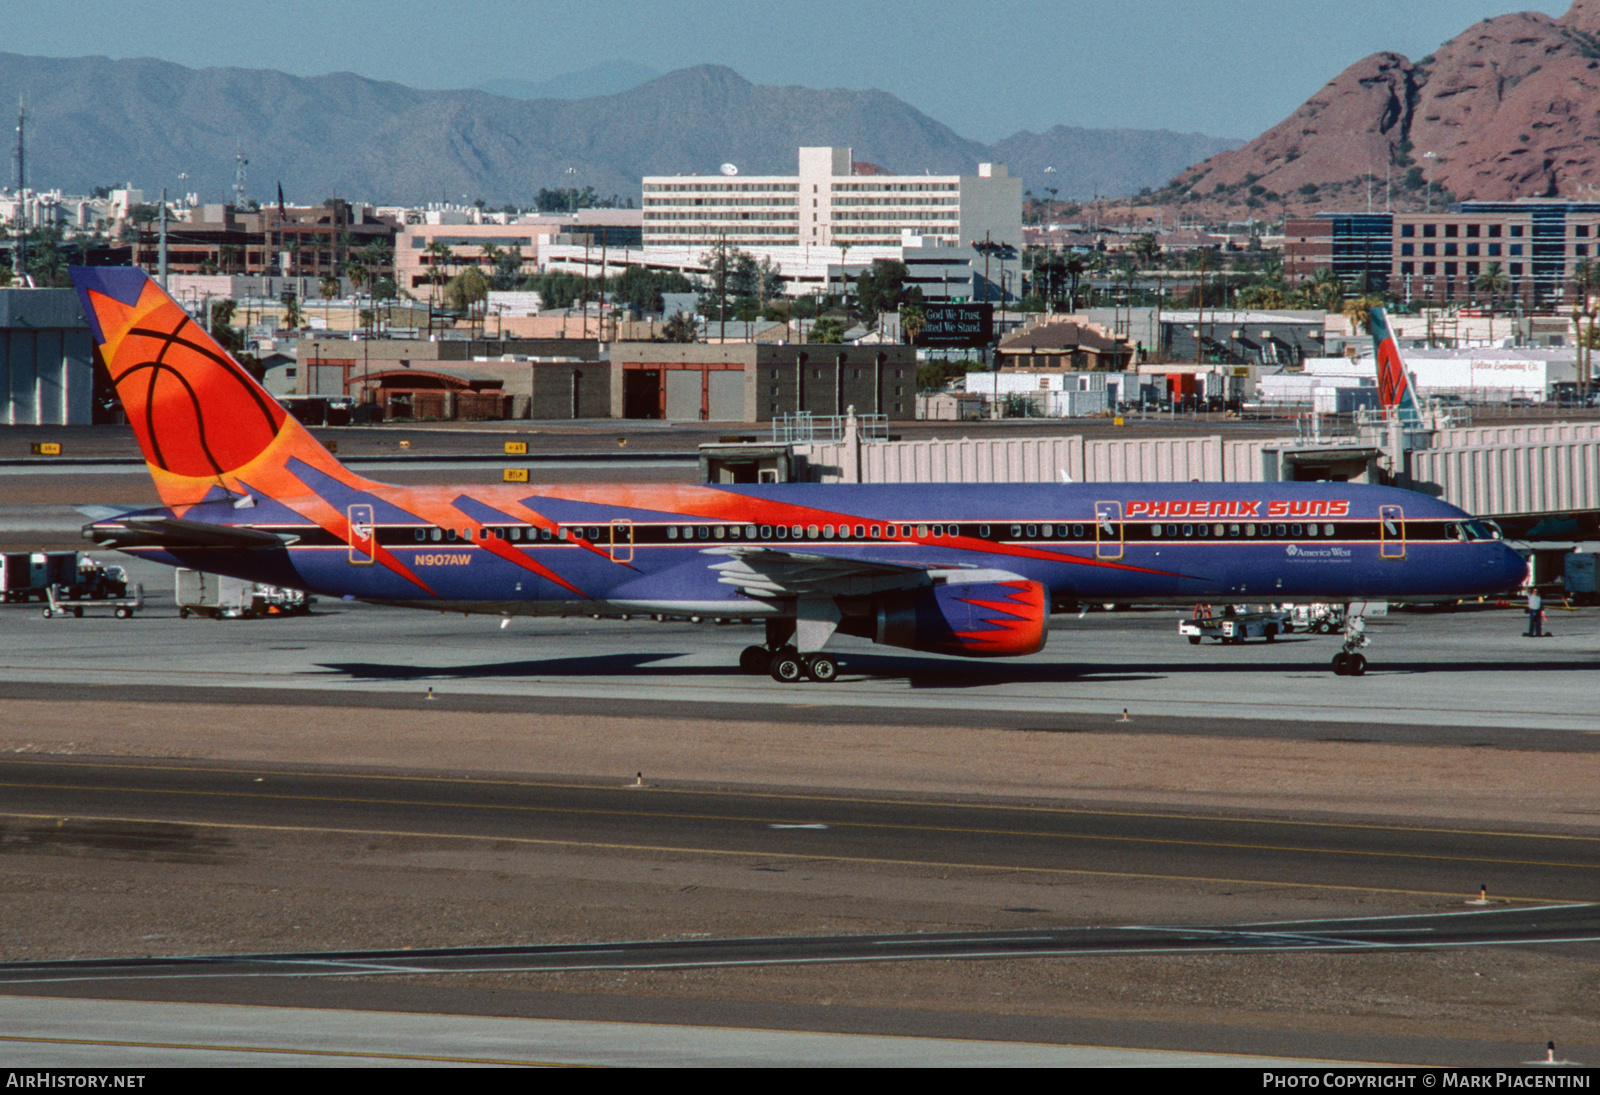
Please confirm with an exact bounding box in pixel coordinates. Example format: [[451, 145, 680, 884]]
[[917, 303, 994, 348]]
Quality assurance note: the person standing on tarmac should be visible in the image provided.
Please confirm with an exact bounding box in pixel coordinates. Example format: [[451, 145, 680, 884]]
[[1526, 588, 1545, 637]]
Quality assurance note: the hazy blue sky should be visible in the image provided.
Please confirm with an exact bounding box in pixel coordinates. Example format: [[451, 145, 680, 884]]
[[21, 1, 1567, 141]]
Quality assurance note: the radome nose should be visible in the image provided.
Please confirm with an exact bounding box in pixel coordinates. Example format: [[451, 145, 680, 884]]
[[1496, 544, 1528, 589]]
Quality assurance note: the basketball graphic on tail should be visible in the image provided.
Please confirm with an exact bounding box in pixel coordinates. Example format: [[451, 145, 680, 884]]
[[75, 268, 287, 478]]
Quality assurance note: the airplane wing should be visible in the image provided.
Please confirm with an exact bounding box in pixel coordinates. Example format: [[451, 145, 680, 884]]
[[703, 546, 1020, 599], [83, 515, 299, 551]]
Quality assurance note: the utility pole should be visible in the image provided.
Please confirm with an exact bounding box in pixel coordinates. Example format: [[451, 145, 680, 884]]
[[158, 187, 168, 288]]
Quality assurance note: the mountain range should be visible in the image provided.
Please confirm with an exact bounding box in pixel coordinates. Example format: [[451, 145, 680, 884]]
[[0, 52, 1239, 207], [1163, 0, 1600, 220]]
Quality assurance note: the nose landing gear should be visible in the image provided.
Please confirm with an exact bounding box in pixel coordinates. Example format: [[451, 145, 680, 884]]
[[1331, 613, 1369, 676]]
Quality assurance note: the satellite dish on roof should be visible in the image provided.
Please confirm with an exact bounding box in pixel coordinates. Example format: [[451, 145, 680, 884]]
[[720, 163, 739, 176]]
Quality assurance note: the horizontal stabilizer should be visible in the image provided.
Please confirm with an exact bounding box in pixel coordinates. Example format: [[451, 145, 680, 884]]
[[82, 515, 298, 551]]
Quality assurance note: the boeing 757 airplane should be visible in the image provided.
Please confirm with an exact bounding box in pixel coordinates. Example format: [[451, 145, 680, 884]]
[[70, 268, 1525, 681]]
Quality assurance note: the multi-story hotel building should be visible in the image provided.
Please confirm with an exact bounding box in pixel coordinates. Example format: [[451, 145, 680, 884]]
[[642, 147, 1021, 254]]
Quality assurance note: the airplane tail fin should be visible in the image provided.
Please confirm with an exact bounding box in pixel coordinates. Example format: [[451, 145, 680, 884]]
[[70, 267, 373, 510], [1367, 306, 1422, 426]]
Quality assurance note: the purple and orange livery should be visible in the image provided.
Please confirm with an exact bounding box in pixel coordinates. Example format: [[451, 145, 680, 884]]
[[72, 268, 1526, 681]]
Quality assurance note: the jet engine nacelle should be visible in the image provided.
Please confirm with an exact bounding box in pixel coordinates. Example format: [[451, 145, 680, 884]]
[[869, 579, 1047, 658]]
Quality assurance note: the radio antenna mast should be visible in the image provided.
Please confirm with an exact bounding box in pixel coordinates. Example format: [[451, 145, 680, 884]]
[[233, 145, 249, 209], [12, 98, 24, 282]]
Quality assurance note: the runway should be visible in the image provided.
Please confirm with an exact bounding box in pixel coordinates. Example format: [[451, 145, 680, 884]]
[[3, 756, 1597, 904]]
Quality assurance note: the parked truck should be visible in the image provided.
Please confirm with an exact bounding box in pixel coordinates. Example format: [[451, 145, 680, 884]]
[[175, 569, 311, 619], [1, 552, 128, 604]]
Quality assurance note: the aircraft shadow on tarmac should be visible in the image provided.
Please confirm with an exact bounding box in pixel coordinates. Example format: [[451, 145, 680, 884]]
[[314, 649, 1595, 688]]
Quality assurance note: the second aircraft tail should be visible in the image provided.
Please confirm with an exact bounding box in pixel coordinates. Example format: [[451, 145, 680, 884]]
[[1367, 306, 1423, 427]]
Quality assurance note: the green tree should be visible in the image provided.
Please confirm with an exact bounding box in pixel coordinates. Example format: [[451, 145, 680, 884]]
[[855, 259, 920, 331], [660, 311, 699, 342], [444, 266, 490, 315], [209, 299, 240, 351], [1132, 233, 1161, 268], [807, 316, 848, 343]]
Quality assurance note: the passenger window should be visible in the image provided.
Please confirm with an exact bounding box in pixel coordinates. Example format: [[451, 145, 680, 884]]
[[853, 525, 864, 538], [1011, 525, 1022, 537], [917, 524, 929, 537], [414, 529, 426, 542], [760, 526, 771, 538], [1291, 524, 1302, 537], [1228, 524, 1239, 536], [1026, 525, 1037, 537], [1166, 525, 1178, 537], [1275, 524, 1287, 537], [823, 525, 835, 539], [541, 528, 552, 540], [745, 526, 757, 538], [1324, 524, 1335, 536], [714, 526, 726, 539], [1305, 524, 1317, 537], [808, 525, 820, 538], [446, 529, 458, 542], [668, 527, 679, 539], [776, 526, 788, 539], [1073, 524, 1084, 537], [698, 526, 710, 539], [1150, 524, 1162, 536], [1182, 524, 1193, 537]]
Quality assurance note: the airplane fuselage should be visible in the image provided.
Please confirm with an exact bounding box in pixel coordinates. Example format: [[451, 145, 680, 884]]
[[103, 480, 1528, 616]]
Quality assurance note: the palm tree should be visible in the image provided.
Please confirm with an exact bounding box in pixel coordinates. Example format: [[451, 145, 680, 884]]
[[422, 241, 455, 305], [1474, 262, 1511, 344], [1572, 259, 1600, 399], [1306, 268, 1344, 314], [900, 304, 926, 346], [1340, 295, 1383, 336], [281, 295, 305, 331], [320, 273, 340, 329]]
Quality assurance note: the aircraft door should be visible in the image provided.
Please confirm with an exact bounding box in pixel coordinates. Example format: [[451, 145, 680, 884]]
[[609, 519, 634, 563], [1094, 501, 1123, 560], [347, 504, 376, 565], [1379, 504, 1405, 559]]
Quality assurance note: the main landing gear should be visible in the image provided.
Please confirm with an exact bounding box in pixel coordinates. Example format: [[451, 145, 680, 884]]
[[1330, 613, 1369, 676], [740, 617, 841, 683], [739, 644, 840, 683]]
